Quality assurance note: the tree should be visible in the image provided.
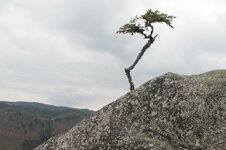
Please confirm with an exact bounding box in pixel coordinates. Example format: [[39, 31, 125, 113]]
[[117, 9, 176, 91]]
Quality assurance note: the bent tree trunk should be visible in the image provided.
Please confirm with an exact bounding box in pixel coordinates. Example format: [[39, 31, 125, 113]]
[[125, 39, 154, 91], [118, 10, 175, 91]]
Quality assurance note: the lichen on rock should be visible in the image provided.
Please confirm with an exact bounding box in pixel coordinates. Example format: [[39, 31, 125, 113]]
[[35, 70, 226, 150]]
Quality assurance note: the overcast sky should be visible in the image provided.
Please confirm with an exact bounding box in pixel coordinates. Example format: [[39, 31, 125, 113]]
[[0, 0, 226, 110]]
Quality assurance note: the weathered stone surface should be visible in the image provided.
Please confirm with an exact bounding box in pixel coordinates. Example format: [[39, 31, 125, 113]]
[[35, 70, 226, 150]]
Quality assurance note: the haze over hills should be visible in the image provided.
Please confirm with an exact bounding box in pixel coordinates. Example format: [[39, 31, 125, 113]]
[[0, 101, 94, 150]]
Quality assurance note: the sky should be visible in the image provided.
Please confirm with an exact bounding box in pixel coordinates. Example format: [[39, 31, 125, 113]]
[[0, 0, 226, 110]]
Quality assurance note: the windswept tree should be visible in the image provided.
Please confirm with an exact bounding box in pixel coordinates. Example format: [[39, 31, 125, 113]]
[[117, 9, 176, 91]]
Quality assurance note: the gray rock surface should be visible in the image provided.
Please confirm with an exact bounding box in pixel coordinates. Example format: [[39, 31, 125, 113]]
[[35, 70, 226, 150]]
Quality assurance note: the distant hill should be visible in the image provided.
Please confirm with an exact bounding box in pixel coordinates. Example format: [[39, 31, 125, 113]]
[[0, 101, 94, 150]]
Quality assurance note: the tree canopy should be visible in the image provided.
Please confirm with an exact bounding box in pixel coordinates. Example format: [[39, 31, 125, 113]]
[[117, 9, 176, 39]]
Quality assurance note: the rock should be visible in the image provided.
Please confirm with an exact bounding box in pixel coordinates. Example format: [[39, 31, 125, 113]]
[[35, 70, 226, 150]]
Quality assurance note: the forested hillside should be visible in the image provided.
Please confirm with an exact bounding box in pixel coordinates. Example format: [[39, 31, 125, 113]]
[[0, 101, 94, 150]]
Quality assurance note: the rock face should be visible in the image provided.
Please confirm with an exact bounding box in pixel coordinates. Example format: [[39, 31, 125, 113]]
[[35, 70, 226, 150]]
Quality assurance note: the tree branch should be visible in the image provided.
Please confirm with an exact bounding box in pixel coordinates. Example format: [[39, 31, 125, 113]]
[[150, 24, 154, 36], [125, 39, 154, 91]]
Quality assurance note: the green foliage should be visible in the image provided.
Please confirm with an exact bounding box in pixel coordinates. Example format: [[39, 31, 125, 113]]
[[116, 22, 144, 35], [117, 9, 176, 37], [141, 9, 176, 28]]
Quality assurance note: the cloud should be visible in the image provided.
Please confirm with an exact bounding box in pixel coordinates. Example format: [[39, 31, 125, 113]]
[[0, 0, 226, 110]]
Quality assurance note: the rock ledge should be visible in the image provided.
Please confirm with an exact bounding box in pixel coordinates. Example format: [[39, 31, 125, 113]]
[[35, 70, 226, 150]]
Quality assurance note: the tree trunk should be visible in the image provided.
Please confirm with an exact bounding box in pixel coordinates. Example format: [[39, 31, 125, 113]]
[[125, 39, 154, 91]]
